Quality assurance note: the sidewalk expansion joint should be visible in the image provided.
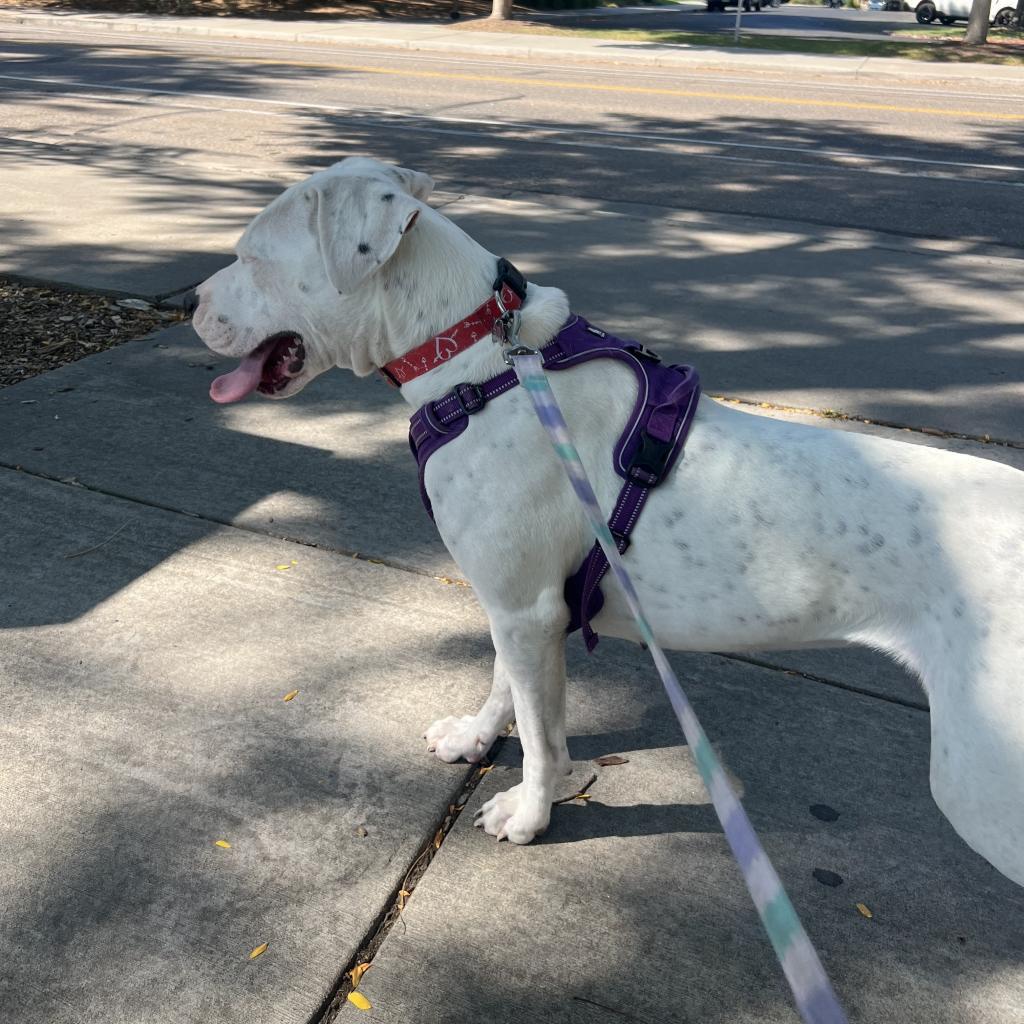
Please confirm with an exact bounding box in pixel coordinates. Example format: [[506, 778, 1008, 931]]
[[0, 459, 461, 587], [715, 651, 930, 712], [311, 746, 507, 1024], [714, 394, 1024, 450]]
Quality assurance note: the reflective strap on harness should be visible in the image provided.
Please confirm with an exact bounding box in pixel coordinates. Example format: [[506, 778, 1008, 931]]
[[569, 365, 700, 651], [509, 349, 849, 1024]]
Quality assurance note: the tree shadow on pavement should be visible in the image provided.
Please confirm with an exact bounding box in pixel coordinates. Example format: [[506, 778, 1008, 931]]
[[3, 39, 1024, 1024]]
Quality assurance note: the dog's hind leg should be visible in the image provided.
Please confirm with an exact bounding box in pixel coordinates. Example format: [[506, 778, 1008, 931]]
[[848, 586, 1024, 886], [922, 622, 1024, 887], [474, 606, 571, 844], [424, 655, 515, 764]]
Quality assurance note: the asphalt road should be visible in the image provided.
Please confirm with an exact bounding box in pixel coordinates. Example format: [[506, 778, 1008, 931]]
[[1, 22, 1023, 251]]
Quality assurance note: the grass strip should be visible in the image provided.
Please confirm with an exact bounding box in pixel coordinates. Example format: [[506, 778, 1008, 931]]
[[460, 19, 1024, 64]]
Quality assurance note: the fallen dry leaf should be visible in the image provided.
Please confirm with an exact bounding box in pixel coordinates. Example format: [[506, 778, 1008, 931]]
[[354, 826, 368, 838], [478, 765, 493, 776], [347, 991, 372, 1011], [283, 690, 299, 702], [249, 942, 268, 960], [594, 755, 629, 767], [275, 564, 291, 571], [348, 962, 371, 988], [856, 903, 873, 919], [398, 889, 411, 910], [574, 793, 592, 801], [433, 829, 443, 849], [434, 575, 470, 586], [214, 840, 231, 849]]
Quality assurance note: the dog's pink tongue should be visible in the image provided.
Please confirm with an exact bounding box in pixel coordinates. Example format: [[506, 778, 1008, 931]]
[[210, 351, 266, 404]]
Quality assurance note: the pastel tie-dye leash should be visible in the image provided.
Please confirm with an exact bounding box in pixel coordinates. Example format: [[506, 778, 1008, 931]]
[[506, 345, 849, 1024]]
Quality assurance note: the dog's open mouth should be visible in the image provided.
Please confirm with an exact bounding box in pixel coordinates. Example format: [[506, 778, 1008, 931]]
[[209, 333, 305, 404]]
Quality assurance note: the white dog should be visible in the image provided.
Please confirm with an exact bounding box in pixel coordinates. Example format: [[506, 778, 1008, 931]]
[[192, 157, 1024, 887]]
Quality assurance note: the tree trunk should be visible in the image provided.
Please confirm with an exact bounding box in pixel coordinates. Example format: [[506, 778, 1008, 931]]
[[964, 0, 993, 42], [1016, 0, 1024, 29], [490, 0, 514, 18]]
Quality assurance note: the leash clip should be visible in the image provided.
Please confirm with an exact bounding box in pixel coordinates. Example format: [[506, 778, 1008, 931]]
[[491, 287, 522, 350], [502, 343, 536, 367]]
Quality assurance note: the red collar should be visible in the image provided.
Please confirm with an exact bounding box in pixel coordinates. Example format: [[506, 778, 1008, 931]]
[[379, 283, 523, 387]]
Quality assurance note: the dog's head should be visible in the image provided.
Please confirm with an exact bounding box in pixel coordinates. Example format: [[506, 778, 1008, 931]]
[[192, 157, 434, 403]]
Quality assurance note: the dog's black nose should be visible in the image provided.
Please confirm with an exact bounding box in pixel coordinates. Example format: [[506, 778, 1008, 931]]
[[182, 290, 200, 316]]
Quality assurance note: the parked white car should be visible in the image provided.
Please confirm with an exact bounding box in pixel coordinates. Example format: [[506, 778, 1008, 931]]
[[912, 0, 1020, 25]]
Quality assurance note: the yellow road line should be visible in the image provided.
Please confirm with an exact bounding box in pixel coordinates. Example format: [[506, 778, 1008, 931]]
[[317, 62, 1024, 121], [90, 44, 1024, 121]]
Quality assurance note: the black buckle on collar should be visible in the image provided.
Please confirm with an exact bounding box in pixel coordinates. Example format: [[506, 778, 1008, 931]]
[[454, 381, 486, 416], [628, 430, 675, 487], [493, 258, 527, 302]]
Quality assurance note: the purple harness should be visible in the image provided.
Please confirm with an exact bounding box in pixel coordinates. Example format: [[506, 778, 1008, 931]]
[[409, 315, 701, 651]]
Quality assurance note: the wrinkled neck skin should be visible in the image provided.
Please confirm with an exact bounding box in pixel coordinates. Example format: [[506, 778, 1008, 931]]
[[346, 204, 570, 410]]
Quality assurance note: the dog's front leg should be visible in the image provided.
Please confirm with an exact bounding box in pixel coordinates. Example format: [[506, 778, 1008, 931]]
[[423, 655, 514, 764], [474, 612, 569, 844]]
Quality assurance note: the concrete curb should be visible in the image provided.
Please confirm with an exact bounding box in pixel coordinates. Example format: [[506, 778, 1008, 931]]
[[3, 7, 1024, 82]]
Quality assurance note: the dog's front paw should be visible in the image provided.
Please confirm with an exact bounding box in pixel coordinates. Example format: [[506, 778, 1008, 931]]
[[424, 715, 492, 764], [473, 784, 549, 844]]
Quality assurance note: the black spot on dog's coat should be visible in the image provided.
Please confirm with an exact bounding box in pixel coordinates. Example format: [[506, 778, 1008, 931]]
[[358, 243, 371, 255]]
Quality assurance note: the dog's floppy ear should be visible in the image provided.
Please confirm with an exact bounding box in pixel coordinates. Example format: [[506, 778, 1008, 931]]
[[312, 177, 423, 295], [391, 165, 434, 201]]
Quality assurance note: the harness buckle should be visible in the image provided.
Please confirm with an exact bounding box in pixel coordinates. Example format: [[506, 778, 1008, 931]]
[[626, 343, 662, 364], [454, 381, 486, 416], [627, 430, 676, 487]]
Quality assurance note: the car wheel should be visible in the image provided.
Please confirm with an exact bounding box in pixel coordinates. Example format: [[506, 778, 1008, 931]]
[[768, 0, 781, 7], [915, 1, 936, 21], [939, 13, 957, 22], [993, 6, 1016, 25]]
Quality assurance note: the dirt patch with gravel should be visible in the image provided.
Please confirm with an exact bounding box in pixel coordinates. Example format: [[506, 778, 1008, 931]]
[[0, 278, 185, 390], [0, 0, 503, 19]]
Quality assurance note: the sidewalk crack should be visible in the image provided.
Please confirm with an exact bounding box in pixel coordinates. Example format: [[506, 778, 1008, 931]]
[[0, 459, 462, 584], [311, 749, 506, 1023], [714, 651, 929, 712], [714, 394, 1024, 449]]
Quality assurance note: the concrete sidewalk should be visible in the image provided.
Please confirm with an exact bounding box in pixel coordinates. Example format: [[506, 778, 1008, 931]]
[[0, 461, 490, 1024], [3, 325, 1024, 1024], [3, 5, 1024, 82]]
